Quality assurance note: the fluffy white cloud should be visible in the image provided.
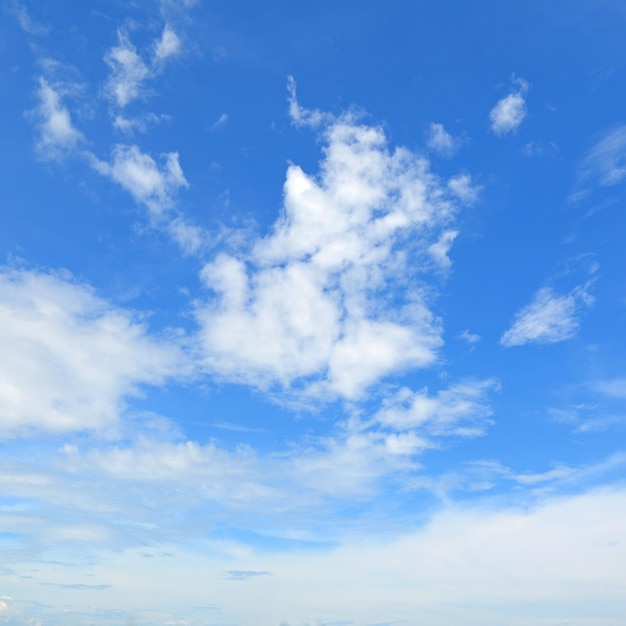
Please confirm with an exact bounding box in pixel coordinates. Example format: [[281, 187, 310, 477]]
[[196, 95, 472, 399], [91, 145, 188, 216], [104, 30, 151, 108], [489, 78, 529, 136], [34, 78, 83, 158], [0, 267, 182, 437], [500, 285, 594, 347], [427, 122, 460, 157]]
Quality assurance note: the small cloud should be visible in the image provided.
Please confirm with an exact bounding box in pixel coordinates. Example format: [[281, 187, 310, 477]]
[[34, 77, 83, 159], [458, 330, 481, 345], [154, 25, 181, 63], [287, 76, 328, 127], [90, 145, 188, 216], [428, 230, 457, 269], [522, 141, 558, 158], [211, 113, 229, 131], [104, 30, 151, 108], [489, 77, 529, 136], [7, 1, 49, 35], [222, 570, 271, 581], [427, 123, 461, 157], [577, 125, 626, 188], [500, 285, 593, 347], [592, 378, 626, 398], [447, 173, 480, 204]]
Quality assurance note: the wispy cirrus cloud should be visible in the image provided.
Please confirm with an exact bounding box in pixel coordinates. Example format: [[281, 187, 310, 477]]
[[500, 284, 594, 347], [489, 77, 529, 136], [577, 125, 626, 187]]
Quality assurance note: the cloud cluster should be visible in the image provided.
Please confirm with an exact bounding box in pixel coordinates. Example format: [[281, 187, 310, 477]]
[[196, 91, 478, 400], [0, 267, 182, 437]]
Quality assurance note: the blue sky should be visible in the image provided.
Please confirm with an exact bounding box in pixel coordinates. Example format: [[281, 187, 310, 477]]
[[2, 0, 626, 624]]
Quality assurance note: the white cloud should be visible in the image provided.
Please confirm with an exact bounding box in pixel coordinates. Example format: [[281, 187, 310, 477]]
[[428, 229, 458, 268], [0, 267, 181, 437], [196, 97, 472, 400], [374, 380, 496, 437], [34, 78, 83, 158], [104, 30, 151, 108], [458, 329, 481, 344], [447, 173, 480, 204], [154, 25, 181, 62], [427, 122, 460, 157], [91, 145, 188, 216], [113, 112, 171, 134], [500, 285, 594, 347], [578, 125, 626, 187], [489, 78, 529, 136], [287, 76, 329, 127]]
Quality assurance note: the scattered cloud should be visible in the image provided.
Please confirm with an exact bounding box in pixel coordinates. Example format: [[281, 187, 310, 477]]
[[113, 112, 171, 134], [34, 78, 83, 159], [0, 267, 182, 437], [489, 77, 529, 136], [427, 122, 461, 157], [500, 285, 594, 347]]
